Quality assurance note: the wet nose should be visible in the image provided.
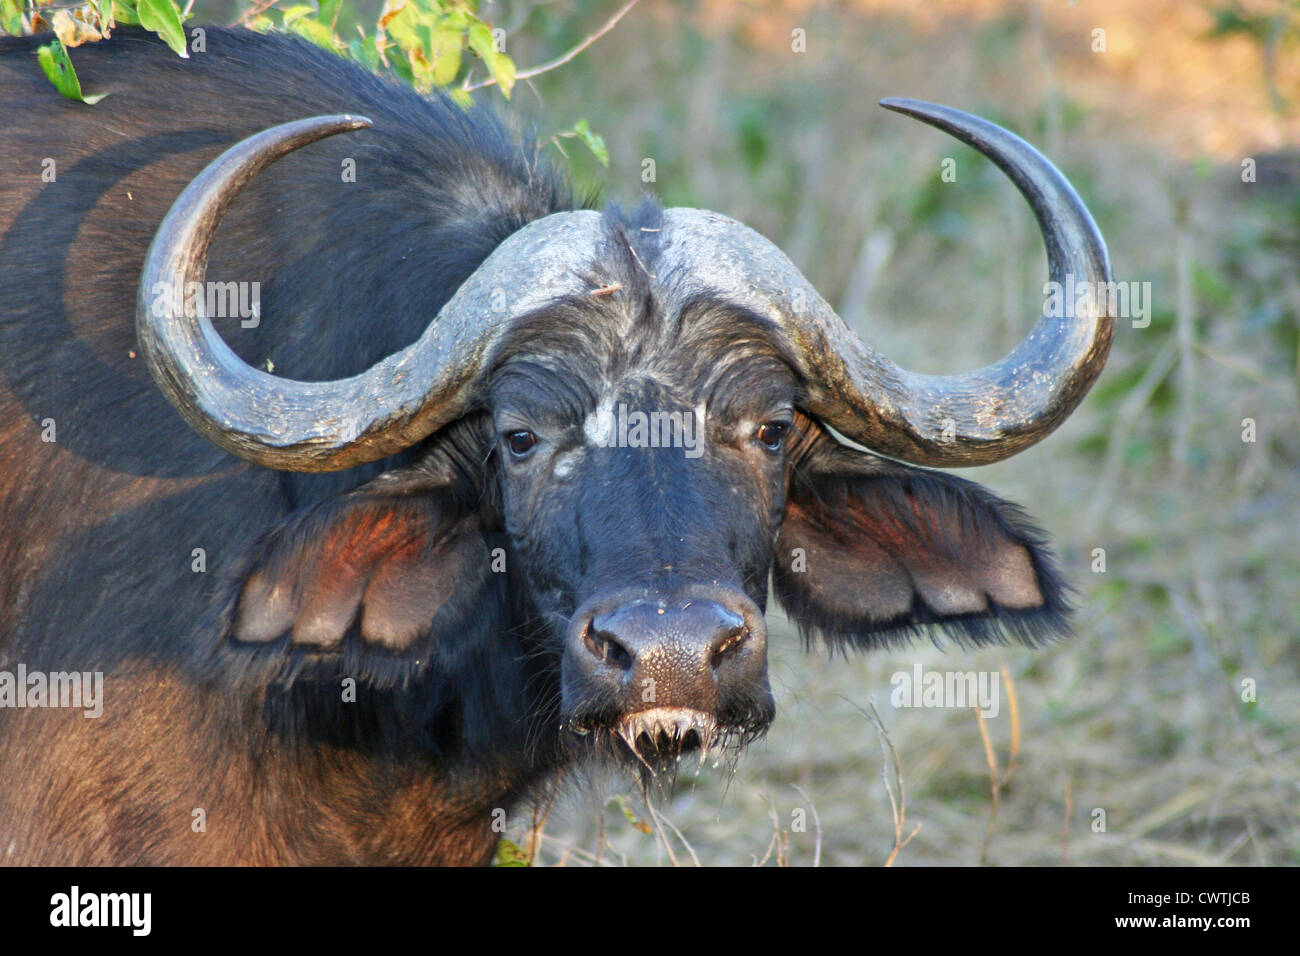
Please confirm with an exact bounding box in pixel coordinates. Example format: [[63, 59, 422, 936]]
[[567, 594, 766, 712]]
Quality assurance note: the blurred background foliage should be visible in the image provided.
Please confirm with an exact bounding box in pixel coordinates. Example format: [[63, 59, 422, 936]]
[[8, 0, 1297, 865]]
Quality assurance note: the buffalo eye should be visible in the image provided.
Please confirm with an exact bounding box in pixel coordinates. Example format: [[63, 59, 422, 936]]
[[505, 430, 538, 457], [755, 421, 790, 451]]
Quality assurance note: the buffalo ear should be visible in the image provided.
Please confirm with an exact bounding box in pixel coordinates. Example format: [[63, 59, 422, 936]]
[[214, 463, 504, 688], [773, 439, 1071, 650]]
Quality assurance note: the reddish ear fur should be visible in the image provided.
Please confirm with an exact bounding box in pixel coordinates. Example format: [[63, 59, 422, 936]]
[[775, 441, 1071, 649], [221, 468, 498, 673], [233, 498, 492, 651], [201, 452, 523, 760]]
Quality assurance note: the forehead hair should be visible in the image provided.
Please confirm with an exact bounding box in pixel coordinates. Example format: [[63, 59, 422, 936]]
[[486, 199, 807, 416]]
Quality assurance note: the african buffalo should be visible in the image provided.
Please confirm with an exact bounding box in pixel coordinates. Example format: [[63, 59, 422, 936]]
[[0, 27, 1111, 865]]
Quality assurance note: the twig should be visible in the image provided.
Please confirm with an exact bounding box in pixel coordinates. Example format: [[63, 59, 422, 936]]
[[525, 768, 563, 865], [238, 0, 279, 26], [850, 698, 921, 866], [15, 1, 98, 11], [638, 787, 682, 867], [1002, 663, 1021, 785], [975, 666, 1019, 866], [975, 707, 999, 866], [1193, 341, 1273, 388], [754, 795, 785, 867], [463, 0, 642, 91], [767, 796, 789, 867], [532, 831, 610, 867], [654, 805, 701, 867], [624, 239, 657, 281], [1061, 776, 1073, 866]]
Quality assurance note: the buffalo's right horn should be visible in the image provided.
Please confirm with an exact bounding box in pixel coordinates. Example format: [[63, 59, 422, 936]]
[[136, 114, 604, 472]]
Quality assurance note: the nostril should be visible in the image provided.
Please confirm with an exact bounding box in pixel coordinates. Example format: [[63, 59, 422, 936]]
[[583, 623, 633, 671], [710, 624, 749, 668]]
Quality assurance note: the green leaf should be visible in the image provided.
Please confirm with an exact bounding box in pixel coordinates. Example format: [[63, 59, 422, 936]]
[[468, 21, 514, 98], [572, 118, 609, 167], [137, 0, 188, 57], [428, 25, 462, 88], [381, 2, 419, 47], [349, 36, 380, 72], [90, 0, 117, 33], [289, 17, 340, 51], [37, 40, 110, 104], [280, 4, 318, 26], [439, 5, 469, 31], [484, 48, 515, 98], [388, 52, 414, 87], [317, 0, 343, 28], [494, 838, 529, 867], [1, 0, 25, 35], [466, 21, 493, 56], [112, 1, 141, 26]]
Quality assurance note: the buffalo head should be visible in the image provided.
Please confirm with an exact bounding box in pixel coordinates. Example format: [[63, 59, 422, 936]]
[[135, 101, 1111, 772]]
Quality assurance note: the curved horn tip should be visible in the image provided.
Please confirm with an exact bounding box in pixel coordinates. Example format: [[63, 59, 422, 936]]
[[308, 114, 374, 134], [878, 96, 930, 113], [281, 114, 375, 141], [878, 98, 994, 139]]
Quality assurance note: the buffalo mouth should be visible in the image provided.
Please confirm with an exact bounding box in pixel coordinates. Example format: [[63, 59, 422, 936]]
[[617, 707, 718, 760], [567, 705, 771, 773]]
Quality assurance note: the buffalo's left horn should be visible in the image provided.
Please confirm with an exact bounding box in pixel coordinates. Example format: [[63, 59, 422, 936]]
[[655, 99, 1113, 466], [137, 114, 604, 472]]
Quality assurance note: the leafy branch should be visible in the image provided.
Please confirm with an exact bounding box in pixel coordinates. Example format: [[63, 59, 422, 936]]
[[3, 0, 631, 175], [1, 0, 189, 102], [462, 0, 640, 92]]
